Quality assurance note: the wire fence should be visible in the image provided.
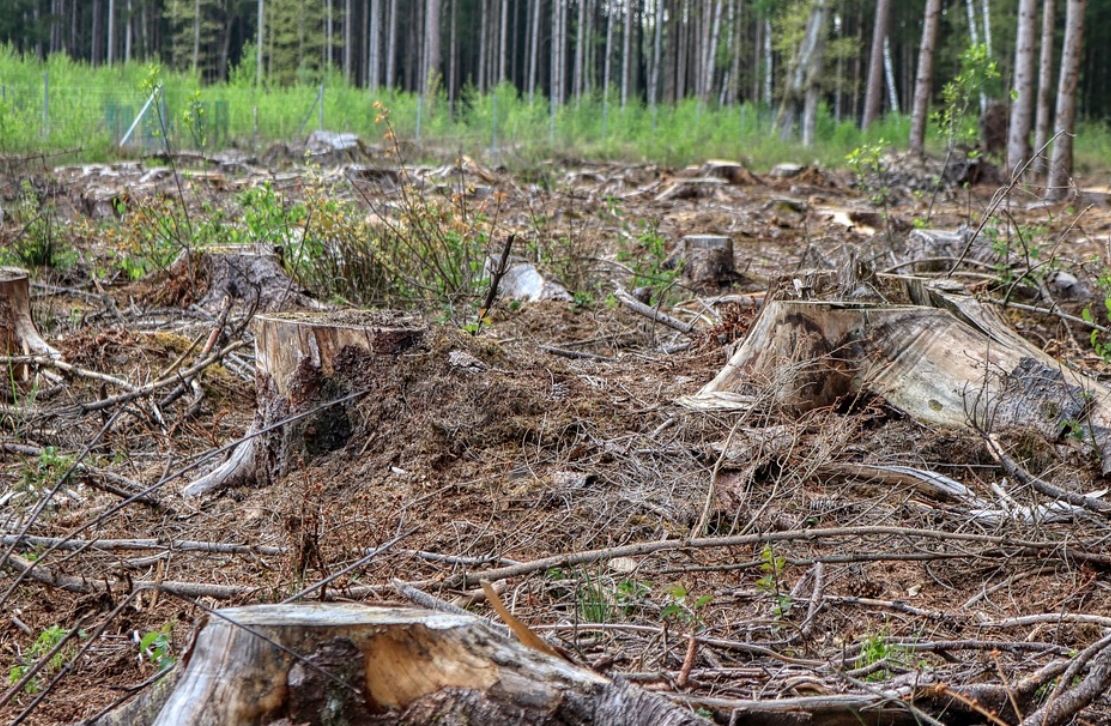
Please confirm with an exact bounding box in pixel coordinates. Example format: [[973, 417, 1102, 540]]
[[0, 71, 806, 166]]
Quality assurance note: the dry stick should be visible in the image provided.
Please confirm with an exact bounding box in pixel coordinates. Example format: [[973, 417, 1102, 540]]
[[0, 535, 285, 557], [0, 387, 374, 610], [278, 527, 418, 604], [613, 287, 696, 335], [73, 339, 248, 414], [1020, 632, 1111, 726], [475, 234, 516, 335], [6, 554, 257, 599], [986, 298, 1111, 335], [676, 631, 699, 688], [946, 134, 1060, 276], [0, 355, 137, 392], [432, 524, 1111, 589], [983, 434, 1111, 515]]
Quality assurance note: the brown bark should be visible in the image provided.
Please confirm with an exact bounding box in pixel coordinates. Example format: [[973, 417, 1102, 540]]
[[861, 0, 892, 129], [183, 310, 424, 498], [84, 604, 713, 726], [908, 0, 942, 152], [0, 267, 61, 378], [682, 235, 736, 288]]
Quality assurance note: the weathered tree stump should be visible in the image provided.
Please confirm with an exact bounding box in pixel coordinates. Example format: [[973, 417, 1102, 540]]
[[157, 244, 327, 312], [85, 603, 711, 726], [183, 310, 424, 497], [682, 235, 736, 288], [682, 284, 1111, 473], [0, 266, 60, 378]]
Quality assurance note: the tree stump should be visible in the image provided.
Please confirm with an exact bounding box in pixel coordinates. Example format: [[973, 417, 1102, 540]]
[[681, 287, 1111, 473], [157, 244, 327, 312], [183, 310, 424, 497], [87, 603, 711, 726], [681, 235, 736, 288], [0, 266, 60, 378]]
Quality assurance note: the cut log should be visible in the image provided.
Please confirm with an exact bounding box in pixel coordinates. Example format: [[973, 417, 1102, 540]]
[[682, 235, 737, 288], [183, 310, 424, 497], [681, 283, 1111, 474], [156, 244, 327, 312], [0, 266, 61, 378], [82, 603, 712, 726]]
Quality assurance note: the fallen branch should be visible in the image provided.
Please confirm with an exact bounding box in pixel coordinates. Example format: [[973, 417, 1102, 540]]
[[614, 287, 696, 335]]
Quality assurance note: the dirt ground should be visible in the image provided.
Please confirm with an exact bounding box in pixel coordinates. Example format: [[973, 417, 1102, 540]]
[[4, 147, 1111, 725]]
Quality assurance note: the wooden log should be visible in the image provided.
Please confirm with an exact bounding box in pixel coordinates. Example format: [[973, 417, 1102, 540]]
[[84, 603, 712, 726], [682, 286, 1111, 474], [682, 235, 736, 288], [0, 266, 60, 379], [183, 310, 424, 497]]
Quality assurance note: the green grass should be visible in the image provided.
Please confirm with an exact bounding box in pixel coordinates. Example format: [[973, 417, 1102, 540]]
[[2, 46, 1110, 174]]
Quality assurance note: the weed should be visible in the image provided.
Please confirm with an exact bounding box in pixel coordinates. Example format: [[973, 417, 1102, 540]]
[[137, 623, 175, 671], [755, 545, 792, 620], [8, 625, 84, 695], [857, 629, 922, 682], [17, 446, 72, 497], [932, 44, 1000, 154], [661, 583, 713, 629], [1, 181, 76, 270]]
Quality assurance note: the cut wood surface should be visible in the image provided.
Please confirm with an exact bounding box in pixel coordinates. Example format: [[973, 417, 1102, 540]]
[[0, 266, 61, 377], [682, 283, 1111, 473], [83, 603, 711, 726]]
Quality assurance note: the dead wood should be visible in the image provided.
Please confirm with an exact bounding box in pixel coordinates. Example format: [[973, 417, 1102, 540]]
[[0, 267, 61, 379], [184, 310, 425, 497], [683, 283, 1111, 476], [80, 603, 712, 726]]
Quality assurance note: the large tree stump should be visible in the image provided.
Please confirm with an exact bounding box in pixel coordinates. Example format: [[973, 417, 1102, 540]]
[[87, 603, 711, 726], [681, 284, 1111, 473], [157, 244, 327, 312], [0, 266, 60, 378], [183, 310, 424, 497], [681, 235, 737, 288]]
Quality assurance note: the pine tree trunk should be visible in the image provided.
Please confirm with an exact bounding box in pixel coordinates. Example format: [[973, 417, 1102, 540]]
[[426, 0, 441, 92], [909, 0, 942, 152], [527, 0, 539, 102], [192, 0, 200, 73], [703, 0, 722, 103], [801, 0, 830, 146], [92, 0, 102, 64], [1033, 0, 1056, 175], [861, 0, 891, 129], [650, 0, 663, 106], [621, 0, 632, 105], [385, 0, 396, 88], [1007, 0, 1038, 174], [256, 0, 264, 87], [344, 0, 352, 82], [124, 0, 131, 62], [498, 0, 507, 83], [1045, 0, 1086, 201], [107, 0, 115, 64], [368, 0, 379, 88]]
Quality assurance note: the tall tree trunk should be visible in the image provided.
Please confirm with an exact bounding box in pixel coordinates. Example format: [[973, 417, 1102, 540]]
[[762, 17, 772, 105], [124, 0, 132, 62], [1033, 0, 1056, 174], [527, 0, 539, 101], [908, 0, 942, 152], [92, 0, 102, 64], [1045, 0, 1085, 201], [478, 0, 488, 92], [192, 0, 200, 73], [498, 0, 507, 83], [650, 0, 663, 106], [107, 0, 115, 63], [448, 0, 456, 104], [426, 0, 441, 92], [345, 0, 353, 82], [368, 0, 380, 87], [603, 1, 614, 98], [385, 0, 397, 88], [256, 0, 264, 87], [552, 0, 561, 104], [703, 0, 722, 103], [1007, 0, 1038, 174], [573, 0, 585, 99], [883, 34, 897, 113], [800, 0, 831, 146], [861, 0, 891, 129], [621, 0, 632, 105], [325, 0, 333, 70]]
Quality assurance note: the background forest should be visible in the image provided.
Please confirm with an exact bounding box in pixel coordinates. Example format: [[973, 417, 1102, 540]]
[[0, 0, 1104, 175]]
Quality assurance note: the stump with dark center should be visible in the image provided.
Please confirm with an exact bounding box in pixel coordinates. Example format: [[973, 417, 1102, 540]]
[[183, 310, 424, 497]]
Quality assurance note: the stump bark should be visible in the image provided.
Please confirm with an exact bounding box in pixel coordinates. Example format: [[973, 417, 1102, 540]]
[[0, 266, 60, 377], [682, 284, 1111, 473], [85, 603, 711, 726], [682, 235, 736, 288], [159, 245, 327, 312], [183, 310, 424, 497]]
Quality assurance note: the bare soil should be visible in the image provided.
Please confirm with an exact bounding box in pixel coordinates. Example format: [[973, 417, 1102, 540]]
[[4, 150, 1111, 725]]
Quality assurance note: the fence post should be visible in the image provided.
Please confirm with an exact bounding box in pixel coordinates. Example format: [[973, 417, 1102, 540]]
[[318, 83, 324, 130], [415, 92, 423, 145]]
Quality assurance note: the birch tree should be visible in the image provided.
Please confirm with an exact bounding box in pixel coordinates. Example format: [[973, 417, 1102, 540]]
[[1007, 0, 1038, 174], [1033, 0, 1056, 174], [1045, 0, 1086, 200]]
